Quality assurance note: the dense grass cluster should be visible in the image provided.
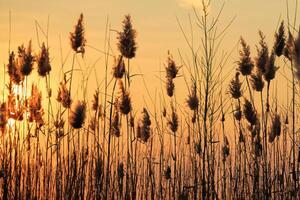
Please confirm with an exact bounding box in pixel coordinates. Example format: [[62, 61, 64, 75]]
[[0, 1, 300, 199]]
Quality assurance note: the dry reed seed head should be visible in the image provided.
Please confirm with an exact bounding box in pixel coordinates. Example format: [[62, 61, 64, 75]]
[[186, 83, 199, 110], [18, 40, 34, 76], [168, 105, 178, 133], [92, 89, 99, 111], [250, 71, 264, 92], [57, 81, 72, 108], [273, 21, 286, 57], [69, 100, 86, 129], [37, 42, 51, 77], [269, 114, 281, 140], [7, 51, 24, 85], [113, 55, 125, 79], [255, 31, 269, 74], [243, 98, 257, 125], [117, 80, 132, 115], [284, 31, 295, 61], [264, 52, 279, 82], [136, 108, 151, 143], [166, 53, 179, 79], [229, 72, 242, 99], [164, 166, 171, 180], [238, 37, 254, 76], [117, 15, 137, 59], [0, 103, 7, 133], [28, 84, 44, 126], [166, 77, 175, 97], [70, 13, 86, 56]]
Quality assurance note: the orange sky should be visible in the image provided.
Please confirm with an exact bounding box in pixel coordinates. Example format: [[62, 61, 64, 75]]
[[0, 0, 299, 113]]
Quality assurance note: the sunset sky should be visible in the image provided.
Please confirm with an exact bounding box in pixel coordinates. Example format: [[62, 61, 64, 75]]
[[0, 0, 298, 108]]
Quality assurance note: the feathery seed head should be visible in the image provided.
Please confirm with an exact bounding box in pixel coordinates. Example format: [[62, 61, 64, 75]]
[[166, 52, 179, 79], [186, 83, 199, 110], [70, 13, 86, 56], [28, 84, 44, 126], [117, 80, 132, 115], [168, 105, 178, 133], [112, 55, 125, 79], [69, 100, 86, 129], [243, 98, 257, 125], [7, 52, 23, 85], [250, 71, 264, 92], [37, 42, 51, 77], [166, 78, 175, 97], [264, 52, 279, 82], [229, 72, 242, 99], [57, 80, 72, 108], [273, 21, 286, 57], [137, 108, 151, 143], [237, 37, 254, 76], [255, 31, 269, 74], [18, 40, 34, 76], [117, 15, 137, 59]]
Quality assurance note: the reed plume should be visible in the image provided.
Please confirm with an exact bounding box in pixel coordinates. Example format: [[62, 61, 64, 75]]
[[166, 52, 179, 79], [264, 52, 278, 82], [250, 71, 264, 92], [186, 83, 199, 110], [117, 80, 132, 115], [168, 105, 178, 133], [70, 13, 86, 55], [57, 79, 72, 108], [234, 104, 242, 121], [36, 42, 51, 77], [7, 52, 23, 85], [273, 21, 286, 57], [166, 78, 175, 97], [69, 100, 86, 129], [229, 72, 242, 99], [117, 15, 137, 59], [243, 98, 257, 125], [237, 37, 254, 76], [112, 55, 125, 79], [28, 84, 44, 126], [136, 108, 151, 142], [269, 114, 281, 143], [255, 31, 269, 74], [92, 89, 99, 111], [18, 40, 34, 76]]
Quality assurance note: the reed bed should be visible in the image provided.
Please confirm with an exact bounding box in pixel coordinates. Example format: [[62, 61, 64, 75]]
[[0, 0, 300, 199]]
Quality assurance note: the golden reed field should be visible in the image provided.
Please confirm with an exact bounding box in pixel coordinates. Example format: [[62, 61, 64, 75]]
[[0, 0, 300, 199]]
